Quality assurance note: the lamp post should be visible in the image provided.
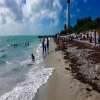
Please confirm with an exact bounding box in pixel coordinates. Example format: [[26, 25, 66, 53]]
[[67, 0, 70, 29]]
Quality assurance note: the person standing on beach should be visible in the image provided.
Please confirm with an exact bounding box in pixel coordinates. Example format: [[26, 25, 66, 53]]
[[42, 38, 45, 54], [94, 30, 96, 46], [44, 38, 47, 55], [47, 37, 49, 53]]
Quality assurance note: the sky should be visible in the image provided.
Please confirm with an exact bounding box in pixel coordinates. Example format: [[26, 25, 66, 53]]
[[0, 0, 100, 36]]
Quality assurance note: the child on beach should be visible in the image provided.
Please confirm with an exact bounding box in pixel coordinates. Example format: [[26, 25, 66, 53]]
[[31, 53, 35, 62]]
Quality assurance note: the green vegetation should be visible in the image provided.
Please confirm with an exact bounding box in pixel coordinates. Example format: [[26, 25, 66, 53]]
[[73, 17, 100, 34], [59, 17, 100, 35]]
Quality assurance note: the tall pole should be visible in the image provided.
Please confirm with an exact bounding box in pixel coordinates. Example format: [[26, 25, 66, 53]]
[[67, 0, 70, 29]]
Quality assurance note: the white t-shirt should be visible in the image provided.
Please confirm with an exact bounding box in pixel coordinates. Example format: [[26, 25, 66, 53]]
[[44, 39, 47, 45]]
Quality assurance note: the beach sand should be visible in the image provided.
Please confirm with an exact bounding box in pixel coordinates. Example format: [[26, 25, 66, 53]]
[[34, 38, 100, 100]]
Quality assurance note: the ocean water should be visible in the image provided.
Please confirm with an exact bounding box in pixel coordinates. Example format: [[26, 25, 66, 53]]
[[0, 36, 53, 100]]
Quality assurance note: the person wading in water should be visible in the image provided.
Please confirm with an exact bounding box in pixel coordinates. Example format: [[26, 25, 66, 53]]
[[31, 53, 35, 62]]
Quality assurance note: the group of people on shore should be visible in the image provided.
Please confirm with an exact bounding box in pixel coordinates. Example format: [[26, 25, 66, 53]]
[[31, 37, 50, 62], [42, 37, 50, 56]]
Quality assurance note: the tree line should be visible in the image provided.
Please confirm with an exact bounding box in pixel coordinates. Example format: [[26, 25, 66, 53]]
[[59, 17, 100, 35]]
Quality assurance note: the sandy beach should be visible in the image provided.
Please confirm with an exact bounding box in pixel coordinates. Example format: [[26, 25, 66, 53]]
[[33, 38, 100, 100]]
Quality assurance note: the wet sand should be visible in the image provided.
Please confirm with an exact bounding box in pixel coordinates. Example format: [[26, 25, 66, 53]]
[[34, 39, 100, 100]]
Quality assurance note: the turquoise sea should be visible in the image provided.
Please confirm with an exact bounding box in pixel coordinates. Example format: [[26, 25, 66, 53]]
[[0, 36, 53, 100]]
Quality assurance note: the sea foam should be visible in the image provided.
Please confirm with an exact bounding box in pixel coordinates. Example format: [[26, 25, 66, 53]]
[[0, 67, 53, 100], [0, 43, 54, 100]]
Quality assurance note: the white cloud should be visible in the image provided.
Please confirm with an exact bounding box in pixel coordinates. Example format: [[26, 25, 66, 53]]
[[0, 0, 63, 35], [22, 0, 62, 25]]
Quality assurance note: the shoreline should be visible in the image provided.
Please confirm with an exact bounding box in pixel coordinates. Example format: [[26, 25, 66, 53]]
[[0, 40, 53, 100], [33, 38, 100, 100]]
